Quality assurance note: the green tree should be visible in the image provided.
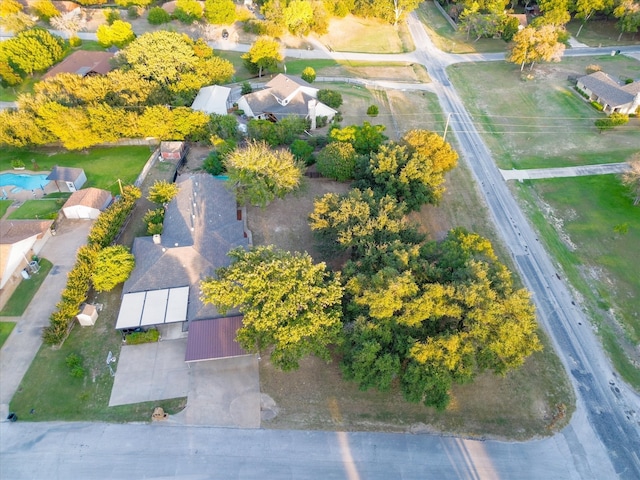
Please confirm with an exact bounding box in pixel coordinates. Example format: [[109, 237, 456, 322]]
[[366, 104, 379, 117], [0, 28, 65, 76], [91, 245, 135, 292], [242, 36, 282, 78], [317, 89, 343, 109], [174, 0, 203, 23], [330, 121, 387, 155], [574, 0, 614, 37], [614, 0, 640, 41], [148, 179, 180, 204], [204, 0, 236, 24], [316, 141, 358, 181], [535, 0, 571, 26], [200, 246, 344, 370], [341, 228, 541, 409], [118, 31, 198, 84], [0, 110, 54, 147], [301, 66, 316, 83], [309, 188, 413, 256], [283, 0, 314, 35], [225, 140, 303, 206], [96, 20, 136, 48], [290, 138, 314, 165], [508, 25, 565, 72], [595, 112, 629, 133]]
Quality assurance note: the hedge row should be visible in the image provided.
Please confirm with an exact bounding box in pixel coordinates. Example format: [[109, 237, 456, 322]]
[[42, 186, 141, 346]]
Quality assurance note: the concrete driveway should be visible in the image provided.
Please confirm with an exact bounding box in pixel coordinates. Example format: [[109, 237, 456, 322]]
[[109, 338, 260, 428]]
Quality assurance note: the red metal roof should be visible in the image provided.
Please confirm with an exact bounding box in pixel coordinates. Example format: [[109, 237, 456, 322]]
[[185, 316, 248, 362]]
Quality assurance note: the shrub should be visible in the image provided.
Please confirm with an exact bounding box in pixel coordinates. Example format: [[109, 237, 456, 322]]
[[173, 0, 202, 23], [33, 0, 59, 22], [366, 105, 379, 117], [301, 66, 316, 83], [69, 35, 82, 47], [317, 89, 343, 109], [591, 101, 604, 111], [125, 328, 160, 344], [316, 141, 357, 181], [104, 8, 121, 25], [65, 353, 85, 378], [148, 6, 171, 24], [127, 6, 142, 18], [290, 139, 315, 165], [586, 64, 602, 74], [11, 159, 25, 168], [241, 81, 253, 95], [203, 151, 225, 175]]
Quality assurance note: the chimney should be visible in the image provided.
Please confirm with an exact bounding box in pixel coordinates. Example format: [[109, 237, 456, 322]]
[[308, 99, 317, 130]]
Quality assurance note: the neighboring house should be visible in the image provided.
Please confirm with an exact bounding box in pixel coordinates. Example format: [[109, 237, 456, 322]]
[[576, 71, 640, 115], [160, 141, 188, 161], [61, 187, 112, 220], [115, 174, 251, 361], [191, 85, 232, 116], [43, 51, 114, 80], [46, 166, 87, 192], [237, 74, 337, 128], [0, 220, 53, 289]]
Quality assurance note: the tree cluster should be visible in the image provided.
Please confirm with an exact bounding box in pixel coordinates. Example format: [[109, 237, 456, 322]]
[[0, 32, 235, 150], [310, 192, 540, 409]]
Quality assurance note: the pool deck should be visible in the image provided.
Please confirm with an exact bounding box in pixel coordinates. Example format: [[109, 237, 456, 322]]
[[0, 171, 58, 216]]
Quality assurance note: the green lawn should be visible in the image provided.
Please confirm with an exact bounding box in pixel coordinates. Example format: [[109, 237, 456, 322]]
[[566, 19, 640, 47], [447, 57, 640, 169], [0, 322, 16, 348], [7, 198, 68, 220], [515, 175, 640, 388], [0, 199, 12, 219], [2, 146, 152, 195], [0, 259, 53, 317], [9, 304, 186, 421]]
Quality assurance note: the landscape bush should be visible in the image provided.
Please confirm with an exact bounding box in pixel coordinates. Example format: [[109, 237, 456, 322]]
[[125, 328, 160, 344], [147, 6, 171, 24], [44, 187, 141, 345], [65, 353, 85, 378]]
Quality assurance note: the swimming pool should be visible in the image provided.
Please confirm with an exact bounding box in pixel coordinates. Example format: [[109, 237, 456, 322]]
[[0, 173, 50, 193]]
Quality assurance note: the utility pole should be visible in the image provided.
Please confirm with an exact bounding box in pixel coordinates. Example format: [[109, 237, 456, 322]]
[[117, 178, 123, 195], [443, 112, 453, 141]]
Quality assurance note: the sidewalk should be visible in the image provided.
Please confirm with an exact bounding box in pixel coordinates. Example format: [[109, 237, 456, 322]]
[[0, 220, 93, 421], [500, 162, 629, 181]]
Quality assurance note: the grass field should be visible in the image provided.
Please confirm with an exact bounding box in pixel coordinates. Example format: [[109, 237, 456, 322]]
[[447, 57, 640, 169], [253, 87, 575, 439], [566, 19, 640, 47], [318, 15, 413, 53], [416, 1, 508, 54], [0, 322, 16, 348], [7, 198, 68, 220], [0, 199, 12, 219], [9, 283, 186, 422], [2, 146, 152, 195], [0, 259, 53, 317], [515, 175, 640, 388]]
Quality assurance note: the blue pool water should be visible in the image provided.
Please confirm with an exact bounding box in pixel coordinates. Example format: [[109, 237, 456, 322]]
[[0, 173, 50, 193]]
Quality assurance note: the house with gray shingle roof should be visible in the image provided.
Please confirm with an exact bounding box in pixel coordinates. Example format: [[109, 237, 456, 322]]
[[576, 71, 640, 115], [237, 74, 337, 128], [121, 173, 250, 322]]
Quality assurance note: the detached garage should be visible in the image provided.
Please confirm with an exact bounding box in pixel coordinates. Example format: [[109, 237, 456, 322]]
[[62, 187, 113, 220]]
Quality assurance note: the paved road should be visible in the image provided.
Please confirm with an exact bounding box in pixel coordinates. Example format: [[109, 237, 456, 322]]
[[500, 162, 630, 181], [403, 11, 640, 479], [0, 419, 615, 479]]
